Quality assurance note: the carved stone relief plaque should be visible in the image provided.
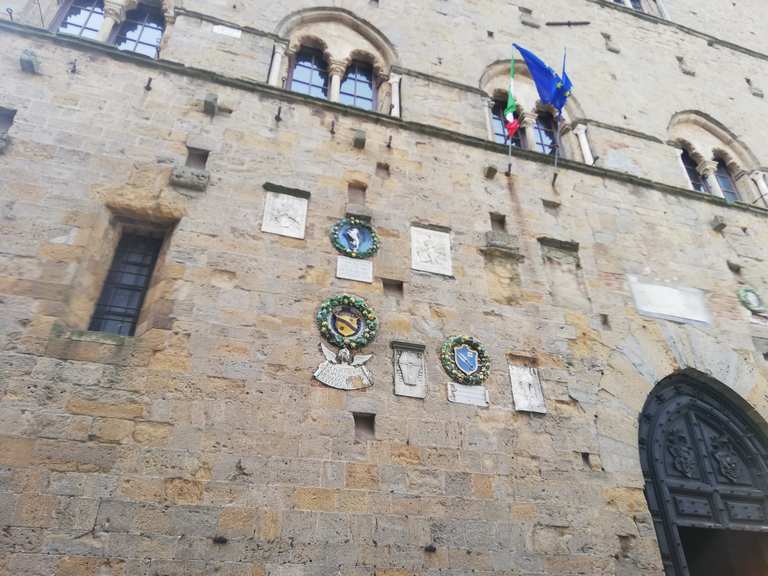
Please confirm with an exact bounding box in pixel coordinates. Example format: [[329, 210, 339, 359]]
[[410, 226, 452, 276], [508, 364, 547, 414], [261, 190, 308, 239], [391, 341, 426, 398]]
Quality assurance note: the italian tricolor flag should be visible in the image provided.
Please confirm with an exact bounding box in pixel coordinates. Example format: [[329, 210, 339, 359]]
[[504, 59, 521, 138]]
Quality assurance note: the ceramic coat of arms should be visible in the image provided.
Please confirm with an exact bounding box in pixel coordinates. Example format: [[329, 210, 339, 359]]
[[330, 217, 380, 259], [314, 294, 379, 390], [440, 335, 490, 386]]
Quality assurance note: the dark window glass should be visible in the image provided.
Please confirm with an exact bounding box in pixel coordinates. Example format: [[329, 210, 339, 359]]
[[290, 47, 329, 99], [89, 234, 163, 336], [115, 4, 165, 59], [491, 99, 523, 148], [681, 148, 708, 193], [340, 61, 375, 111], [533, 111, 558, 156], [58, 0, 104, 40], [715, 159, 740, 203], [614, 0, 644, 10]]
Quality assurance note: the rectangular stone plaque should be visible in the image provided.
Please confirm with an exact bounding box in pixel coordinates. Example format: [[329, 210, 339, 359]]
[[411, 226, 452, 276], [447, 383, 489, 407], [212, 24, 242, 38], [509, 364, 547, 414], [261, 191, 308, 239], [629, 276, 710, 325], [392, 341, 426, 398], [336, 256, 373, 283]]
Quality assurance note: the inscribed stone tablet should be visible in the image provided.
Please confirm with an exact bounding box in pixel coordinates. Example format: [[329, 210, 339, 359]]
[[410, 227, 452, 275], [336, 256, 373, 283], [629, 276, 710, 325], [392, 342, 426, 398], [509, 364, 547, 414], [447, 383, 489, 407], [261, 191, 308, 239]]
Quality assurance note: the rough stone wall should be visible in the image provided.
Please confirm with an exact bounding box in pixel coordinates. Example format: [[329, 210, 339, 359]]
[[1, 1, 768, 576]]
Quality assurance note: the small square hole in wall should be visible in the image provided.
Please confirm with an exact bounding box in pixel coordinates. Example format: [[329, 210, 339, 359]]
[[486, 30, 494, 38], [0, 107, 16, 133], [353, 412, 375, 442], [382, 278, 404, 297], [348, 182, 367, 205], [375, 162, 390, 178], [490, 212, 507, 232], [185, 147, 209, 169]]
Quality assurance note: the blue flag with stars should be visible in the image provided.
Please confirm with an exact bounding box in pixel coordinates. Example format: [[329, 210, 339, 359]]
[[513, 44, 572, 114]]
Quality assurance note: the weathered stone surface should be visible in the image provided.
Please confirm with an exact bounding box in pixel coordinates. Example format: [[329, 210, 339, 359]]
[[169, 166, 210, 192]]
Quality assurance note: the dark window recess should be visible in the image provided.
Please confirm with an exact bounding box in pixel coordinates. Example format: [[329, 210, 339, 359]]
[[115, 3, 165, 59], [382, 278, 404, 297], [533, 111, 558, 156], [290, 46, 329, 99], [89, 233, 163, 336], [353, 412, 375, 442], [340, 61, 375, 111], [490, 213, 507, 232], [491, 99, 523, 148], [0, 108, 16, 134], [681, 148, 708, 193], [715, 159, 740, 203], [347, 182, 367, 204], [57, 0, 105, 40], [186, 147, 209, 169]]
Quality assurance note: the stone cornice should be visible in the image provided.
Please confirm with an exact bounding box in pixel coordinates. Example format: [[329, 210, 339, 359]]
[[0, 20, 766, 217]]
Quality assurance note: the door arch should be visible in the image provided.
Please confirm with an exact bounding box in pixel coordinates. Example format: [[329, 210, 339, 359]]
[[639, 372, 768, 575]]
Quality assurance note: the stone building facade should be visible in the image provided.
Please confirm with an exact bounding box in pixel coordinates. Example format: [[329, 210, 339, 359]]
[[1, 0, 768, 574]]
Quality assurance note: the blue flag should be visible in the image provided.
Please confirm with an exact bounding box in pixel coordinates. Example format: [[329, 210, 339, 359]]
[[513, 44, 572, 114]]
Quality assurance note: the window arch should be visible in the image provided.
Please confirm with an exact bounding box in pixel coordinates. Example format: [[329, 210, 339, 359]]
[[479, 60, 590, 163], [271, 8, 399, 115], [639, 373, 768, 575], [289, 44, 330, 99], [668, 111, 760, 204]]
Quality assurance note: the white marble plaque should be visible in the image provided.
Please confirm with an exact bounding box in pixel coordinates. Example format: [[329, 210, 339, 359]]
[[261, 191, 308, 239], [411, 226, 452, 276], [336, 256, 373, 283], [212, 24, 242, 38], [447, 383, 489, 407], [509, 365, 547, 414], [392, 342, 426, 398], [629, 276, 710, 325]]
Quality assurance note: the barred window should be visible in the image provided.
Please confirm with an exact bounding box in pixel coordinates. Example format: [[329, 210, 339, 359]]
[[57, 0, 104, 40], [291, 46, 329, 99], [340, 61, 375, 111], [715, 159, 740, 203], [491, 100, 523, 148], [533, 111, 558, 156], [681, 148, 708, 193], [115, 3, 165, 59], [89, 233, 163, 336]]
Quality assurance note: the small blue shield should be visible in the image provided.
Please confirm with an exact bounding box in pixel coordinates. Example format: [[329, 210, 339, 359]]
[[454, 344, 478, 376]]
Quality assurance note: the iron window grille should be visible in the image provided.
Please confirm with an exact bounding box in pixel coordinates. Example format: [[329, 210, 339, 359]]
[[290, 46, 329, 99], [115, 3, 165, 59], [681, 148, 708, 193], [56, 0, 105, 40], [715, 159, 740, 203], [533, 111, 558, 156], [340, 61, 375, 111], [89, 233, 163, 336], [491, 100, 523, 148]]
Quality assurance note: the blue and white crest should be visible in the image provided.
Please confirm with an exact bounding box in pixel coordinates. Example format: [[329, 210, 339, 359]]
[[454, 344, 479, 376], [330, 217, 380, 259]]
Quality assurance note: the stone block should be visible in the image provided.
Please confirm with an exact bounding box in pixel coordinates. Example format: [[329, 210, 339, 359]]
[[345, 463, 379, 489], [204, 92, 218, 116], [170, 166, 210, 192], [67, 398, 144, 420], [19, 49, 40, 74], [352, 129, 366, 149], [292, 487, 336, 511]]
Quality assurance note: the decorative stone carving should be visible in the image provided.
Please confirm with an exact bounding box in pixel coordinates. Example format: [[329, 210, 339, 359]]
[[261, 185, 310, 239], [710, 434, 740, 482], [667, 427, 696, 478], [391, 341, 426, 398], [738, 286, 767, 315], [170, 165, 210, 192], [628, 275, 711, 325], [410, 226, 452, 276], [508, 364, 546, 413]]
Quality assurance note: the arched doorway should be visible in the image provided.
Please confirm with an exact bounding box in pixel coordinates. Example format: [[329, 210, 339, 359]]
[[639, 373, 768, 575]]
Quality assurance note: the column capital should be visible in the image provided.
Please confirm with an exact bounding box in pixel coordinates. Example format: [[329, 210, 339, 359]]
[[750, 170, 767, 182], [520, 111, 537, 128], [328, 60, 347, 77], [697, 160, 718, 177], [571, 123, 588, 136], [104, 0, 136, 21]]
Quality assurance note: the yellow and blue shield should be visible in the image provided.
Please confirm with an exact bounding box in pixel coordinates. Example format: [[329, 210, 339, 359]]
[[331, 307, 363, 338]]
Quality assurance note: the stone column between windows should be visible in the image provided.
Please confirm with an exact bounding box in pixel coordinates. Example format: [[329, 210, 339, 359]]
[[267, 42, 288, 87], [98, 0, 136, 42], [572, 124, 593, 165], [698, 160, 724, 199], [328, 60, 346, 103], [520, 112, 538, 152], [483, 98, 495, 141], [749, 171, 768, 207], [388, 73, 402, 117]]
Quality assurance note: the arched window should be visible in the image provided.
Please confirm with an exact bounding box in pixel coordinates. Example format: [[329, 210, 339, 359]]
[[56, 0, 105, 39], [680, 148, 708, 193], [715, 159, 740, 203], [533, 111, 558, 156], [490, 99, 523, 148], [115, 3, 165, 59], [339, 61, 375, 111], [290, 46, 329, 99]]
